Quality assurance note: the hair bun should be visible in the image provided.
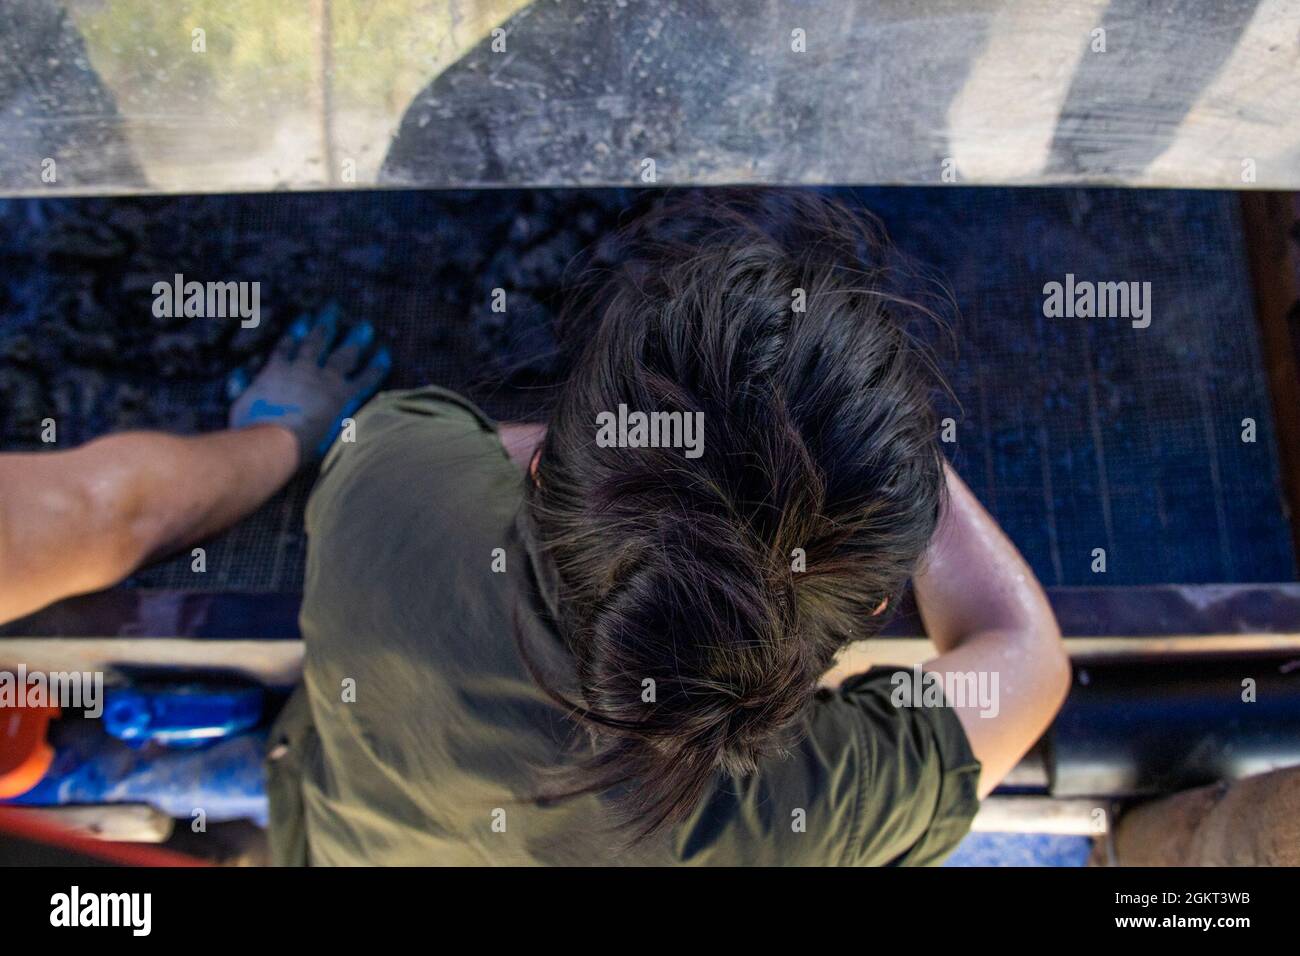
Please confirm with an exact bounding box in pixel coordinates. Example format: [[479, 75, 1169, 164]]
[[524, 190, 946, 841]]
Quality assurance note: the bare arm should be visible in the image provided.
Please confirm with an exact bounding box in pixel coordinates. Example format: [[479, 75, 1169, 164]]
[[0, 426, 299, 624], [914, 462, 1070, 797], [0, 307, 390, 626]]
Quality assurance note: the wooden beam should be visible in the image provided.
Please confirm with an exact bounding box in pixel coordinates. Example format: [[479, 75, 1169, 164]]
[[1240, 191, 1300, 571]]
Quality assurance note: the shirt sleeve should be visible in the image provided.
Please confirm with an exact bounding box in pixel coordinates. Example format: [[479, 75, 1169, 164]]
[[678, 666, 981, 866], [831, 668, 983, 865]]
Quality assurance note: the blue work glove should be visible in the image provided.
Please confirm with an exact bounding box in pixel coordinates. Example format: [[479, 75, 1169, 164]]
[[228, 304, 392, 462]]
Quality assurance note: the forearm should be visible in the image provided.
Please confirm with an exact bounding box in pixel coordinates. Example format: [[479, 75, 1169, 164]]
[[0, 426, 298, 622], [82, 426, 300, 562], [0, 308, 388, 627]]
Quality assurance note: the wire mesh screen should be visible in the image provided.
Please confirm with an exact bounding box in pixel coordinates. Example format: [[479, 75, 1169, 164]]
[[0, 186, 1291, 589]]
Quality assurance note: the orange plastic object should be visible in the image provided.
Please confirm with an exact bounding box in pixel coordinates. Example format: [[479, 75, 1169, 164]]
[[0, 705, 60, 798]]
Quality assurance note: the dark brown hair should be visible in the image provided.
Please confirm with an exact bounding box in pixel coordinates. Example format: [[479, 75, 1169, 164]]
[[525, 190, 947, 840]]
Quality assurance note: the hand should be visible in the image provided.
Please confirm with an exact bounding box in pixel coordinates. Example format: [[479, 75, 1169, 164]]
[[228, 304, 391, 463]]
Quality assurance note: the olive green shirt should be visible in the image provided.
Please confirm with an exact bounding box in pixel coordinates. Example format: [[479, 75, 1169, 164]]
[[267, 387, 980, 866]]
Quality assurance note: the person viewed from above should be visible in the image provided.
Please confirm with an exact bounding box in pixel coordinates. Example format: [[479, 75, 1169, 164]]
[[0, 307, 390, 626], [268, 191, 1070, 866]]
